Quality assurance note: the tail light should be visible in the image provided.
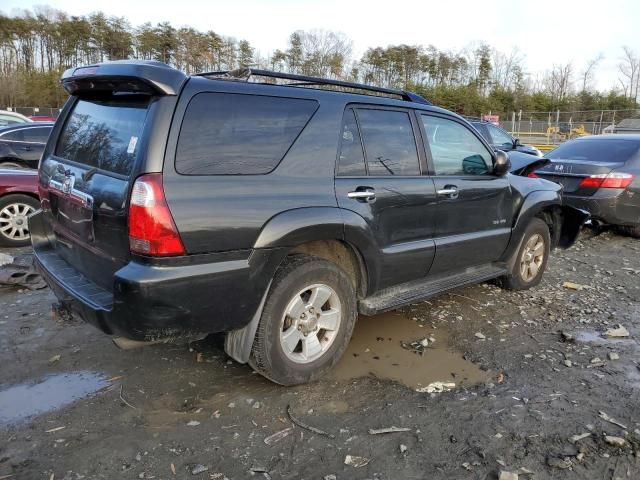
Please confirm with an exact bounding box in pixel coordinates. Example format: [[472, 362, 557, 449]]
[[527, 172, 539, 178], [128, 173, 185, 256], [579, 172, 635, 189]]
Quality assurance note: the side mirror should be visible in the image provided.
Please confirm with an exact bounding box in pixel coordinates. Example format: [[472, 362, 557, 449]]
[[513, 137, 521, 147], [493, 150, 511, 176]]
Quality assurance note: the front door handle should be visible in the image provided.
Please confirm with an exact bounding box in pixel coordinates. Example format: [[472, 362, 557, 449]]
[[437, 185, 459, 199], [348, 188, 376, 201]]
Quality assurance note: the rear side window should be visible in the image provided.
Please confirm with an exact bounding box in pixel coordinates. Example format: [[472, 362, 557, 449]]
[[175, 93, 318, 175], [0, 129, 24, 141], [56, 97, 150, 176], [24, 127, 51, 143], [357, 109, 420, 176], [337, 109, 366, 176], [547, 139, 640, 163]]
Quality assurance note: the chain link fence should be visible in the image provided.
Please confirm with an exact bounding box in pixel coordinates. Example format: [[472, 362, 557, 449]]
[[3, 107, 62, 119], [498, 109, 640, 148]]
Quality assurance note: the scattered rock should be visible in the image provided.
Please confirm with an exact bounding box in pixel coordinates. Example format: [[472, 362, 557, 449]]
[[344, 455, 370, 468], [474, 332, 486, 340], [564, 360, 573, 368], [590, 357, 602, 364], [416, 381, 455, 393], [252, 402, 262, 409], [191, 464, 208, 475], [324, 475, 336, 480], [599, 411, 628, 429], [400, 444, 408, 454], [604, 436, 627, 448], [604, 325, 630, 338], [499, 471, 518, 480], [186, 420, 200, 427], [608, 352, 619, 360], [560, 331, 575, 343], [48, 354, 61, 364]]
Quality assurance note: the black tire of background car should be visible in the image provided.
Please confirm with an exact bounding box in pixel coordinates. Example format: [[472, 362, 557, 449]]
[[249, 255, 357, 386], [0, 194, 40, 247], [0, 161, 25, 169], [499, 217, 551, 290], [617, 225, 640, 239]]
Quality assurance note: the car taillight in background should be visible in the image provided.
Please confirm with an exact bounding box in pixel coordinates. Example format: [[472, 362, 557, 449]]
[[578, 172, 635, 189], [128, 173, 185, 256], [527, 172, 539, 178]]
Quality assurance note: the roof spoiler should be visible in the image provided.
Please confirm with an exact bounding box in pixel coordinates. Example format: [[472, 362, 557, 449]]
[[61, 60, 188, 96]]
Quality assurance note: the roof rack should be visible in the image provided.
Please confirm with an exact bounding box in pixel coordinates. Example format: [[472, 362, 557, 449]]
[[194, 68, 431, 105]]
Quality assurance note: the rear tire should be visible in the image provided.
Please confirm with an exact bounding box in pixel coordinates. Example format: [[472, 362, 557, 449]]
[[0, 194, 40, 247], [0, 161, 24, 169], [499, 217, 550, 290], [249, 255, 357, 385], [617, 225, 640, 239]]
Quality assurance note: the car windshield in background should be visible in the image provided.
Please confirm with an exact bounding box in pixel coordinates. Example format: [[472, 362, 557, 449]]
[[55, 97, 150, 176], [547, 139, 640, 164]]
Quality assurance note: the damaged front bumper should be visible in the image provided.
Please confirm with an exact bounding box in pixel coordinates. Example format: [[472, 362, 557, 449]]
[[557, 205, 590, 249]]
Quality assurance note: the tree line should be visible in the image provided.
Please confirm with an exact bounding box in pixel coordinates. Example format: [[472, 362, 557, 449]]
[[1, 6, 638, 120]]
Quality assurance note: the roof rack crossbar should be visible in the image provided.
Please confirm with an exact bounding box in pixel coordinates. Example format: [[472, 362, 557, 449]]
[[194, 68, 431, 105]]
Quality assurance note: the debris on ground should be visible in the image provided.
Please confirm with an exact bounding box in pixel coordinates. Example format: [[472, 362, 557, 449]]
[[608, 352, 619, 360], [499, 471, 519, 480], [264, 427, 294, 446], [562, 281, 586, 290], [569, 432, 591, 443], [401, 338, 431, 354], [368, 426, 411, 435], [598, 411, 627, 429], [47, 354, 61, 364], [399, 444, 408, 454], [604, 436, 627, 448], [474, 332, 486, 340], [604, 325, 630, 338], [0, 254, 47, 290], [287, 405, 334, 438], [547, 456, 572, 469], [344, 455, 370, 468], [186, 420, 200, 427], [415, 381, 456, 393]]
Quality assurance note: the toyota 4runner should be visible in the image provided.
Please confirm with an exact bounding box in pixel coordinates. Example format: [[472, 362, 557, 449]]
[[31, 61, 587, 385]]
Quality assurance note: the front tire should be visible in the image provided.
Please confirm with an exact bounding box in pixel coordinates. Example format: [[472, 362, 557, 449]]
[[499, 217, 550, 290], [0, 194, 40, 247], [249, 255, 357, 385]]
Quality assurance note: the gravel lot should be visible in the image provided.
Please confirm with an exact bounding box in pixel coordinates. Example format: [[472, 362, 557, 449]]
[[1, 228, 639, 480]]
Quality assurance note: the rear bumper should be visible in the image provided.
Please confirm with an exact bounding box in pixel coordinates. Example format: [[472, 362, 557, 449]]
[[30, 211, 281, 341], [563, 189, 640, 227]]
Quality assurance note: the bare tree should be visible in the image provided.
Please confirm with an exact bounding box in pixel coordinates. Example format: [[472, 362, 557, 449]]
[[546, 63, 573, 102], [618, 46, 639, 101], [581, 53, 603, 92]]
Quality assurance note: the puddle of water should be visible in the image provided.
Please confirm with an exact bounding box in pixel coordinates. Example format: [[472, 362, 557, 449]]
[[332, 312, 490, 390], [0, 371, 108, 425]]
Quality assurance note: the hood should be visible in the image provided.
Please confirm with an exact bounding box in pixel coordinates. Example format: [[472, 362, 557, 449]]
[[508, 150, 550, 176]]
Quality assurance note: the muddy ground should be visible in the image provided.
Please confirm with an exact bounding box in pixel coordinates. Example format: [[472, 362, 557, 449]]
[[1, 228, 639, 480]]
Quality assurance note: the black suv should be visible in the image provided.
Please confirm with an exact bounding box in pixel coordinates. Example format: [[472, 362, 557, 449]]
[[31, 61, 586, 385], [469, 118, 542, 157]]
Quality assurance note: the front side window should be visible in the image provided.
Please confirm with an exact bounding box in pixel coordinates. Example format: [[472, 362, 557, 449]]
[[56, 97, 150, 176], [421, 115, 493, 176], [176, 93, 318, 175], [337, 109, 366, 176], [487, 124, 514, 147], [357, 109, 420, 176]]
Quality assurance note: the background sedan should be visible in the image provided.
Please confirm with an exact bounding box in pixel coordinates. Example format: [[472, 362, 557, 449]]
[[534, 135, 640, 237], [0, 122, 54, 169]]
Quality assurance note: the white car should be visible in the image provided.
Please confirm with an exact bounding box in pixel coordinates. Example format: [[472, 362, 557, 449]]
[[0, 111, 33, 127]]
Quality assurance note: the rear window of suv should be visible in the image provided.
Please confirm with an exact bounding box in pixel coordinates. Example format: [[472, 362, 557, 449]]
[[55, 97, 150, 176], [175, 93, 318, 175]]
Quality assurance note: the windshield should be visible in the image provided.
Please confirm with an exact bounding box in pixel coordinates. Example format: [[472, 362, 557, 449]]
[[56, 96, 150, 176], [547, 139, 639, 164]]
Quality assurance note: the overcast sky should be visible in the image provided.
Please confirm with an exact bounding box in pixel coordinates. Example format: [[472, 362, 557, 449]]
[[3, 0, 639, 91]]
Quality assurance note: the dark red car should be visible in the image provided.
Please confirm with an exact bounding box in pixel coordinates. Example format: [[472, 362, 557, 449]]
[[0, 169, 39, 247]]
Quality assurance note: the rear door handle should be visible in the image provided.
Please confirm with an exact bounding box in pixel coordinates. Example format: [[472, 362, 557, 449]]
[[437, 185, 459, 199], [348, 188, 376, 201]]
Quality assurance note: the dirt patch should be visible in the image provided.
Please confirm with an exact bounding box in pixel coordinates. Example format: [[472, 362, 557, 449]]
[[332, 311, 490, 389]]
